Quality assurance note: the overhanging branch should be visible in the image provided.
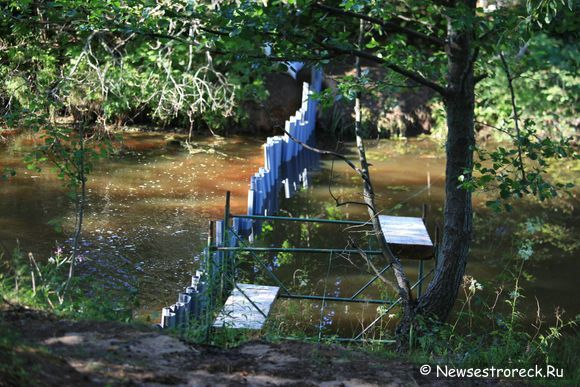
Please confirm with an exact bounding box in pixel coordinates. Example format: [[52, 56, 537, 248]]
[[283, 130, 368, 182], [313, 3, 445, 47], [317, 41, 448, 96]]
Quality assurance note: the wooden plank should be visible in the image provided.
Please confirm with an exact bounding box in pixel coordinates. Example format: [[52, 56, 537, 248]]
[[213, 284, 280, 330], [378, 215, 433, 247]]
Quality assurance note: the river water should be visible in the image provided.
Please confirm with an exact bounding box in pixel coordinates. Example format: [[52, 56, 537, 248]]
[[0, 132, 577, 337]]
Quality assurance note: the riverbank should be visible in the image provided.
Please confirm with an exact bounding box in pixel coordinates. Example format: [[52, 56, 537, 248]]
[[1, 131, 578, 331], [1, 304, 527, 386]]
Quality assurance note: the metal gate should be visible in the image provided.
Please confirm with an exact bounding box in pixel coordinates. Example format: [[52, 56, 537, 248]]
[[206, 191, 438, 342]]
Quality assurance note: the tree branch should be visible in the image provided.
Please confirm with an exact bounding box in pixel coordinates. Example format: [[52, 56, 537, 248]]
[[313, 2, 445, 47], [283, 129, 370, 182], [499, 52, 526, 182], [130, 28, 338, 63], [327, 159, 376, 210], [285, 127, 413, 304], [348, 236, 398, 293], [474, 73, 488, 84], [460, 47, 479, 92], [317, 41, 448, 96]]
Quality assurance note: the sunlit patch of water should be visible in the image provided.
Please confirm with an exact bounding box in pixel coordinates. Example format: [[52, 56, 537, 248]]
[[1, 134, 577, 336]]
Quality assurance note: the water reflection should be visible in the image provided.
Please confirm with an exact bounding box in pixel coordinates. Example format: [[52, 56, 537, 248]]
[[0, 134, 577, 337], [1, 133, 263, 319]]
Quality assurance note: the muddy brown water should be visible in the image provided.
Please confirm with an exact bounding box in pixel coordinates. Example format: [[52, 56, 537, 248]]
[[0, 132, 578, 338]]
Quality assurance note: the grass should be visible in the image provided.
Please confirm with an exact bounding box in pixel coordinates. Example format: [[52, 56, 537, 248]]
[[0, 325, 31, 386], [2, 225, 577, 386], [0, 245, 138, 324]]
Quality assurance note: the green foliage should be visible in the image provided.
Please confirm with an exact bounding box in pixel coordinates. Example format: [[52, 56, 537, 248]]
[[1, 0, 577, 371], [1, 166, 16, 181], [0, 0, 241, 133], [515, 217, 579, 256], [462, 122, 577, 211], [355, 218, 578, 381], [476, 33, 579, 140], [263, 298, 315, 339], [325, 205, 345, 220], [526, 0, 575, 27], [277, 239, 295, 266], [24, 124, 109, 190], [462, 6, 578, 214], [412, 252, 579, 383], [0, 246, 137, 322]]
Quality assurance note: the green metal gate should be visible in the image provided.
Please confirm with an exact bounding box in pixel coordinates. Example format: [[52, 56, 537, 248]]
[[206, 191, 438, 342]]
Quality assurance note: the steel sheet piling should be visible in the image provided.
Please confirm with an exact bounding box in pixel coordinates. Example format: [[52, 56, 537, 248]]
[[159, 68, 324, 331]]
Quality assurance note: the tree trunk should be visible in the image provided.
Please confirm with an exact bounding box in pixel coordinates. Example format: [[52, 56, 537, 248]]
[[416, 1, 476, 322]]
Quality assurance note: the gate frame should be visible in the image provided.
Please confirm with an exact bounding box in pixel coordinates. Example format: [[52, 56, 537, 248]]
[[207, 192, 439, 342]]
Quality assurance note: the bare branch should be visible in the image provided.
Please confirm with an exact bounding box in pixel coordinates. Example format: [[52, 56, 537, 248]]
[[327, 158, 376, 210], [283, 130, 370, 182], [283, 130, 377, 211], [348, 236, 398, 293]]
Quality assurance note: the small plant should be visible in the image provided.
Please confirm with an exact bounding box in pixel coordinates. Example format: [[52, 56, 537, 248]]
[[410, 234, 579, 383], [0, 245, 137, 322], [1, 245, 71, 308]]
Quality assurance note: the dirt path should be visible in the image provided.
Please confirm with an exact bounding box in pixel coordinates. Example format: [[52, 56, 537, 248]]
[[0, 307, 503, 386]]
